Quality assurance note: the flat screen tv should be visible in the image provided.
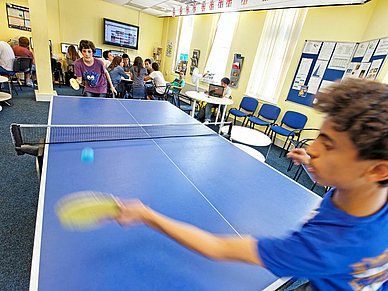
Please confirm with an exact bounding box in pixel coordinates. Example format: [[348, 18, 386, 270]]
[[94, 48, 102, 58], [103, 18, 139, 50]]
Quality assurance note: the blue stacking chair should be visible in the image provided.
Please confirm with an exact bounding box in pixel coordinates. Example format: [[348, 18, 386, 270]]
[[227, 97, 258, 126], [248, 104, 281, 134], [269, 111, 308, 157]]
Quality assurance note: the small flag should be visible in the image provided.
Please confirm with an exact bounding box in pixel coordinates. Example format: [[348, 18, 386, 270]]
[[172, 7, 175, 17], [180, 6, 183, 15], [241, 0, 248, 5], [209, 0, 214, 10], [193, 2, 197, 12], [218, 0, 224, 8], [226, 0, 232, 7], [186, 4, 190, 14], [202, 1, 206, 11]]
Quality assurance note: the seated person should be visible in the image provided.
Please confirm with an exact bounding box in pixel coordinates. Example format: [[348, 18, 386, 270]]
[[144, 58, 152, 75], [122, 53, 131, 72], [170, 70, 185, 94], [66, 45, 80, 72], [128, 56, 147, 99], [102, 50, 113, 69], [74, 40, 116, 98], [108, 56, 130, 98], [12, 36, 34, 86], [204, 77, 231, 123], [0, 41, 15, 75], [146, 62, 166, 100]]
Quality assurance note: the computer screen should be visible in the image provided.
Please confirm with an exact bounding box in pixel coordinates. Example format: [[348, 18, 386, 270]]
[[103, 18, 139, 50], [94, 48, 102, 58], [61, 43, 78, 54], [208, 84, 224, 98]]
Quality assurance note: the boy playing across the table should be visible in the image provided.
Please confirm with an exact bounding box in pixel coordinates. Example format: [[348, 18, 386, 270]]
[[74, 40, 116, 97], [116, 78, 388, 291]]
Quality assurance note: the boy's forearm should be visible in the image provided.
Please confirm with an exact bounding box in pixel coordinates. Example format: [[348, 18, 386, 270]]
[[141, 207, 263, 266]]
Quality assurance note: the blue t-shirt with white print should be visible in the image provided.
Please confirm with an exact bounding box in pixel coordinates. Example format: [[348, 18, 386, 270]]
[[259, 188, 388, 291]]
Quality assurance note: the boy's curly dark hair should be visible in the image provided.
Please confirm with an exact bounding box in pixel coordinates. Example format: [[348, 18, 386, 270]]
[[314, 78, 388, 186], [79, 40, 96, 54]]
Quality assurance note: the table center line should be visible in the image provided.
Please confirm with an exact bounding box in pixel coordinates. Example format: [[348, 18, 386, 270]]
[[117, 100, 242, 238]]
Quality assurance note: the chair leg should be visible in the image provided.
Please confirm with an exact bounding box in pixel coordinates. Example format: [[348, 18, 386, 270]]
[[278, 139, 288, 158], [233, 116, 236, 125], [311, 182, 317, 191]]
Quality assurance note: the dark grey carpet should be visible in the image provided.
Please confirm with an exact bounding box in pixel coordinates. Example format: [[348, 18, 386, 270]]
[[0, 84, 326, 290]]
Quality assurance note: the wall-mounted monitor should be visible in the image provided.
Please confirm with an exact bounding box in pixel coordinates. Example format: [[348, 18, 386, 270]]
[[103, 18, 139, 50], [94, 48, 102, 58], [61, 43, 78, 54]]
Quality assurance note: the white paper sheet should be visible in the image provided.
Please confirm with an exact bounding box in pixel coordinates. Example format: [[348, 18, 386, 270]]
[[292, 58, 313, 90], [374, 37, 388, 56], [318, 42, 335, 61], [362, 39, 379, 63], [303, 41, 322, 55]]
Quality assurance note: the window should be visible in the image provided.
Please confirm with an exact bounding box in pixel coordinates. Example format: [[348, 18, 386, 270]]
[[174, 16, 195, 74], [246, 8, 307, 104], [203, 13, 239, 83]]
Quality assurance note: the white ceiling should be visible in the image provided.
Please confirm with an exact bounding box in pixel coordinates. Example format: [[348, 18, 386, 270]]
[[104, 0, 370, 17]]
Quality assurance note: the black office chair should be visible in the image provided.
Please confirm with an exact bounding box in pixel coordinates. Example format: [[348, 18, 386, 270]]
[[9, 57, 34, 91], [153, 84, 171, 100]]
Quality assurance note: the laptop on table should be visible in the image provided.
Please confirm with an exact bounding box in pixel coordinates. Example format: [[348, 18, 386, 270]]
[[208, 84, 224, 98]]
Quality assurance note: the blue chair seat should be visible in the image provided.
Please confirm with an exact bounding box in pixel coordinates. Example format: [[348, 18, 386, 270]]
[[229, 109, 249, 117], [227, 96, 258, 126], [248, 116, 271, 126], [270, 126, 296, 137]]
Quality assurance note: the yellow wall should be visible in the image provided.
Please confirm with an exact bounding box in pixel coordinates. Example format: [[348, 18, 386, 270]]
[[0, 0, 32, 42], [1, 0, 163, 64]]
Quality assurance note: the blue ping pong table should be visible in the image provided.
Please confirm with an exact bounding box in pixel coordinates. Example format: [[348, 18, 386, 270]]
[[30, 96, 321, 291]]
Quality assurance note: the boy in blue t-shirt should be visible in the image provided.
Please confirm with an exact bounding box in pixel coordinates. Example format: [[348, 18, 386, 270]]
[[115, 78, 388, 291]]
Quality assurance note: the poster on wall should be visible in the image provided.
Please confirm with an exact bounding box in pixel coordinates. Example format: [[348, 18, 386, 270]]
[[166, 40, 173, 57], [6, 3, 31, 32]]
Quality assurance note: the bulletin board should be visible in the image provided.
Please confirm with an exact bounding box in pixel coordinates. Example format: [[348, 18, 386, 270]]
[[286, 38, 388, 107], [6, 3, 31, 32]]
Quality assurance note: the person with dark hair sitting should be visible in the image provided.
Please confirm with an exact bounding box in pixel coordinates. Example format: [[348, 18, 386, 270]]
[[108, 56, 130, 98], [144, 58, 152, 75], [74, 40, 116, 97], [12, 36, 35, 86], [128, 56, 147, 99], [102, 50, 113, 69], [145, 62, 166, 100], [204, 77, 231, 123], [122, 53, 131, 72]]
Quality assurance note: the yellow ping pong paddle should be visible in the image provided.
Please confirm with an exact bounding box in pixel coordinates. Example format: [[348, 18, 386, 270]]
[[55, 191, 121, 231], [70, 78, 81, 90]]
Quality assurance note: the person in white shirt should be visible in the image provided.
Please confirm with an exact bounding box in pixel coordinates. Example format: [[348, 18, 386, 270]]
[[0, 41, 15, 74], [102, 50, 113, 69], [145, 62, 166, 100]]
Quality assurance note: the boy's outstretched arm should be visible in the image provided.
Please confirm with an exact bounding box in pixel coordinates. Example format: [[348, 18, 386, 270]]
[[116, 199, 264, 267], [287, 148, 311, 166]]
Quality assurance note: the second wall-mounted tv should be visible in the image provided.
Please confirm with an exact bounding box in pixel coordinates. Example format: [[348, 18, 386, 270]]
[[103, 18, 139, 50]]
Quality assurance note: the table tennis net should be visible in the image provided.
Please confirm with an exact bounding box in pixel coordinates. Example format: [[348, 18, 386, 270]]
[[10, 123, 223, 145]]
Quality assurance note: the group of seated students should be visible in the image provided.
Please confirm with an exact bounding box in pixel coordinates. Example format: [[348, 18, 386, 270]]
[[0, 36, 35, 86], [73, 39, 186, 99]]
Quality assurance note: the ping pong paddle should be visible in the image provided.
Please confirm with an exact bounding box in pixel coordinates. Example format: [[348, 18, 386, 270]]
[[70, 78, 83, 91], [55, 191, 121, 231]]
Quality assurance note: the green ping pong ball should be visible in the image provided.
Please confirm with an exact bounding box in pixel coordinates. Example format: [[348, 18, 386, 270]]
[[81, 147, 94, 164]]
